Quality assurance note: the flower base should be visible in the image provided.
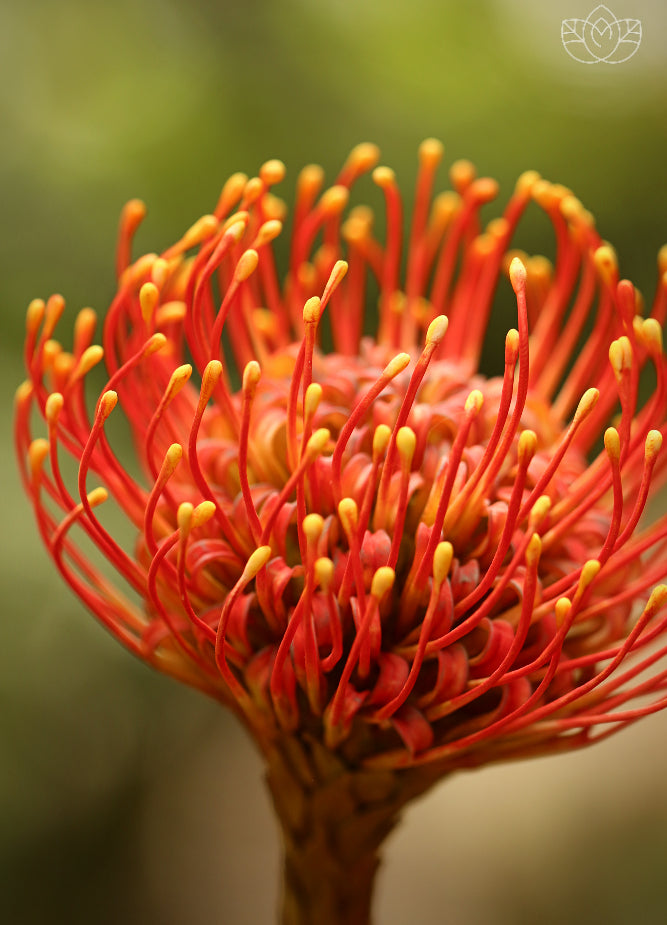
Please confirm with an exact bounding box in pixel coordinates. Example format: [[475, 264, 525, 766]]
[[263, 735, 444, 925]]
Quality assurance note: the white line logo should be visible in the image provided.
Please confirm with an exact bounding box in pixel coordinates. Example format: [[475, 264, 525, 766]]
[[561, 5, 641, 63]]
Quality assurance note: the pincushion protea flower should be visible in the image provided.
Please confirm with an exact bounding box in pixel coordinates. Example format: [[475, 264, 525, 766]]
[[15, 140, 667, 924]]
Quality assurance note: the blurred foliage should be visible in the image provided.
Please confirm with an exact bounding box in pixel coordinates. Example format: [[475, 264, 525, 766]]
[[2, 0, 667, 922]]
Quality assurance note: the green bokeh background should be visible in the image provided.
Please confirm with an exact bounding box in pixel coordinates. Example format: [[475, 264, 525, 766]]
[[2, 1, 667, 922]]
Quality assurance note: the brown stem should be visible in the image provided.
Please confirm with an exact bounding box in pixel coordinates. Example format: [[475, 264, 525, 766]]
[[263, 735, 444, 925]]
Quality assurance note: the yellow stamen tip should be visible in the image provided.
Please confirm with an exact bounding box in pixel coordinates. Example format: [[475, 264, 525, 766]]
[[555, 598, 572, 626], [179, 215, 218, 253], [472, 233, 496, 258], [192, 500, 217, 528], [604, 427, 621, 460], [306, 428, 331, 456], [29, 438, 50, 475], [202, 360, 223, 394], [647, 584, 667, 611], [432, 191, 460, 229], [326, 259, 348, 292], [320, 185, 349, 214], [243, 360, 262, 391], [122, 198, 147, 226], [177, 502, 194, 532], [48, 344, 67, 368], [505, 328, 520, 359], [304, 382, 323, 418], [221, 211, 248, 234], [15, 381, 33, 405], [87, 487, 109, 508], [609, 336, 632, 376], [235, 249, 259, 282], [73, 345, 104, 380], [41, 337, 60, 358], [646, 430, 663, 458], [579, 560, 601, 590], [264, 193, 286, 220], [572, 387, 599, 425], [45, 392, 64, 423], [465, 389, 484, 415], [255, 219, 283, 246], [243, 177, 264, 205], [515, 170, 541, 197], [168, 364, 193, 396], [26, 299, 46, 335], [74, 307, 97, 340], [259, 159, 286, 186], [298, 164, 325, 195], [99, 390, 118, 420], [594, 245, 618, 282], [518, 429, 538, 462], [449, 159, 476, 190], [560, 195, 585, 222], [338, 497, 359, 532], [373, 424, 392, 458], [164, 443, 183, 472], [526, 255, 553, 285], [52, 350, 72, 377], [347, 142, 381, 172], [350, 204, 374, 224], [372, 166, 396, 188], [529, 495, 551, 528], [418, 138, 444, 167], [303, 296, 322, 325], [384, 353, 411, 380], [225, 218, 248, 244], [531, 180, 556, 209], [472, 177, 499, 202], [119, 254, 155, 289], [151, 258, 169, 288], [509, 256, 527, 293], [44, 294, 65, 330], [156, 301, 186, 326], [303, 513, 324, 543], [396, 426, 417, 463], [314, 557, 335, 591], [504, 249, 527, 274], [487, 217, 509, 241], [144, 333, 168, 357], [41, 340, 61, 368], [433, 541, 454, 584], [371, 566, 395, 601], [244, 545, 273, 580], [342, 214, 371, 244], [218, 172, 247, 205], [641, 318, 663, 354], [425, 314, 448, 346], [526, 533, 542, 567]]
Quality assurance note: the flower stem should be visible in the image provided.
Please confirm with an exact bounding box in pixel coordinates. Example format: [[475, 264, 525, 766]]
[[263, 735, 442, 925]]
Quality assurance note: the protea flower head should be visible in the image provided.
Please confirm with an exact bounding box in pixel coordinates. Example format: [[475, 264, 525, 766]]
[[15, 140, 667, 924]]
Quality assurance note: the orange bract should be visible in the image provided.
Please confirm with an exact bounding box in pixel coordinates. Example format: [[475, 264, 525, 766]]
[[15, 141, 667, 772]]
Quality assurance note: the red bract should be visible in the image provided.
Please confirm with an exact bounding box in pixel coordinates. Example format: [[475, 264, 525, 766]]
[[15, 140, 667, 779]]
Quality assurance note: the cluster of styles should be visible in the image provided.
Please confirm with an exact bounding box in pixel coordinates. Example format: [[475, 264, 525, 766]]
[[16, 140, 667, 778]]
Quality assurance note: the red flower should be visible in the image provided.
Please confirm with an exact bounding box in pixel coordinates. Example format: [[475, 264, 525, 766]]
[[15, 140, 667, 775]]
